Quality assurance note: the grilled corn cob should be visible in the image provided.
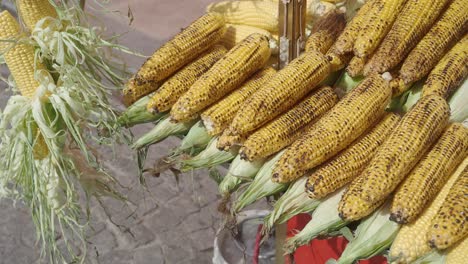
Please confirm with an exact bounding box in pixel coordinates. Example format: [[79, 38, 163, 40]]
[[428, 167, 468, 250], [422, 35, 468, 99], [339, 95, 450, 221], [0, 11, 49, 159], [122, 76, 161, 106], [272, 74, 392, 183], [306, 113, 400, 199], [446, 237, 468, 264], [346, 56, 366, 77], [389, 157, 468, 264], [207, 0, 278, 32], [397, 0, 468, 92], [170, 33, 270, 122], [305, 9, 346, 54], [17, 0, 57, 31], [201, 67, 276, 136], [134, 13, 226, 85], [334, 0, 377, 54], [353, 0, 407, 58], [326, 45, 353, 72], [391, 123, 468, 224], [364, 0, 451, 75], [226, 50, 330, 138], [240, 87, 339, 161], [146, 45, 227, 113], [220, 24, 272, 49]]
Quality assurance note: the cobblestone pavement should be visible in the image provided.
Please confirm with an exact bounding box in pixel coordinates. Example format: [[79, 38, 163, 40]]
[[0, 1, 269, 263]]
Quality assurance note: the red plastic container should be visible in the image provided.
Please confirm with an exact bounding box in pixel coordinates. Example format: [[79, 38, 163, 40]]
[[285, 214, 387, 264]]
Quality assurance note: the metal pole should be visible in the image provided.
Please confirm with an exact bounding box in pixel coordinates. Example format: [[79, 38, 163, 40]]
[[278, 0, 307, 69]]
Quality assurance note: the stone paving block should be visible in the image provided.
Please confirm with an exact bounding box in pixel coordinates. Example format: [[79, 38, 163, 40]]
[[133, 246, 165, 264], [189, 227, 216, 252]]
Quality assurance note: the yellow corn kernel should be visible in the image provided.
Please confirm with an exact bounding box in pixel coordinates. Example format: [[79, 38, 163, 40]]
[[340, 95, 450, 221], [428, 167, 468, 250], [216, 130, 246, 151], [146, 45, 227, 113], [220, 24, 272, 49], [134, 13, 226, 85], [240, 87, 339, 162], [398, 0, 468, 90], [305, 9, 346, 54], [227, 50, 330, 138], [307, 113, 400, 199], [17, 0, 57, 31], [207, 0, 278, 32], [353, 0, 407, 58], [389, 157, 468, 264], [346, 56, 366, 77], [422, 35, 468, 99], [364, 0, 451, 75], [201, 67, 276, 136], [326, 45, 353, 72], [122, 76, 160, 107], [446, 237, 468, 264], [170, 33, 271, 122], [391, 123, 468, 224], [272, 74, 392, 183]]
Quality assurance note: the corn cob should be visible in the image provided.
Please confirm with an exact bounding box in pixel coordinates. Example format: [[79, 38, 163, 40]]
[[306, 113, 400, 199], [207, 0, 278, 32], [220, 24, 272, 49], [146, 45, 227, 113], [346, 56, 366, 77], [0, 11, 49, 159], [334, 0, 377, 54], [240, 87, 339, 162], [305, 9, 346, 54], [326, 45, 353, 72], [389, 157, 468, 264], [397, 0, 468, 92], [422, 35, 468, 99], [170, 34, 270, 122], [364, 0, 451, 76], [339, 95, 450, 221], [428, 167, 468, 250], [446, 237, 468, 264], [353, 0, 407, 58], [226, 50, 331, 138], [134, 13, 226, 85], [272, 74, 392, 183], [122, 76, 161, 106], [17, 0, 58, 31], [201, 67, 276, 136], [391, 123, 468, 224]]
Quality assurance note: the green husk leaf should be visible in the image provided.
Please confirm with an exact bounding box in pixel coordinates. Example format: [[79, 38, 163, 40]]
[[334, 72, 363, 97], [283, 187, 348, 254], [263, 177, 321, 235], [117, 94, 165, 127], [335, 201, 400, 264], [233, 151, 288, 213], [181, 137, 239, 171], [218, 154, 265, 194], [131, 116, 196, 149], [177, 120, 213, 153], [411, 250, 446, 264]]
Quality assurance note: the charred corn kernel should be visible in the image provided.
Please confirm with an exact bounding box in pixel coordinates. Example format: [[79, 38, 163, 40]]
[[399, 0, 468, 90], [422, 35, 468, 99], [146, 45, 227, 113], [346, 56, 366, 77], [446, 237, 468, 264], [334, 0, 377, 54], [307, 113, 400, 199], [134, 13, 226, 85], [391, 123, 468, 224], [0, 11, 49, 159], [340, 95, 450, 221], [170, 33, 271, 122], [326, 45, 353, 72], [428, 168, 468, 250], [389, 77, 411, 96], [17, 0, 57, 31], [389, 157, 468, 264], [122, 76, 160, 106], [220, 24, 272, 49], [207, 0, 278, 32], [305, 10, 346, 54], [216, 130, 246, 150], [353, 0, 407, 58], [201, 67, 276, 136], [272, 74, 392, 183], [227, 50, 331, 138], [240, 87, 339, 161], [364, 0, 451, 75]]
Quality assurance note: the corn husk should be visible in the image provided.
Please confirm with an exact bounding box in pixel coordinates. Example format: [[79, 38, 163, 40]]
[[117, 94, 165, 127], [181, 137, 239, 171], [412, 251, 446, 264], [218, 154, 266, 194], [178, 120, 213, 153]]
